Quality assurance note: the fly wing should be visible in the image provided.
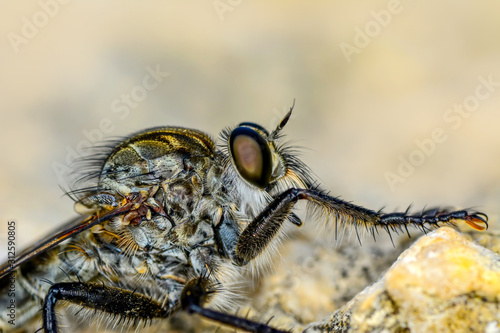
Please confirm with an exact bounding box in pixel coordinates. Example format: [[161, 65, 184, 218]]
[[0, 205, 132, 279]]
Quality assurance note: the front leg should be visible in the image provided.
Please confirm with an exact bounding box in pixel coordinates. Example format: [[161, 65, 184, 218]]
[[234, 188, 488, 265], [43, 282, 171, 333]]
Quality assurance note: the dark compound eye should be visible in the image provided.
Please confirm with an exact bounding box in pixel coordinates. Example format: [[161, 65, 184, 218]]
[[229, 126, 272, 188], [237, 122, 269, 136]]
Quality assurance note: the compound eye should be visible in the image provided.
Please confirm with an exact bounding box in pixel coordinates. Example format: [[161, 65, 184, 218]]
[[229, 127, 272, 188]]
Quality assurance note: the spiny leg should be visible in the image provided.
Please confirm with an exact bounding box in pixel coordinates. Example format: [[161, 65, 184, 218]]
[[42, 282, 171, 333], [235, 188, 488, 264], [43, 280, 290, 333], [180, 276, 290, 333]]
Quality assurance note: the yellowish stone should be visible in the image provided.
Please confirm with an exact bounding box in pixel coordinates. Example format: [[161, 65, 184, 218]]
[[306, 227, 500, 332], [350, 227, 500, 332], [385, 227, 500, 304]]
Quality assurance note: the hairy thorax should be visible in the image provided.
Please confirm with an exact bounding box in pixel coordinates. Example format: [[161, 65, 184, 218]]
[[66, 127, 239, 309]]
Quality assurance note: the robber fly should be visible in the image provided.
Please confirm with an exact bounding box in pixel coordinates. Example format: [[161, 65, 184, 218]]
[[0, 106, 488, 333]]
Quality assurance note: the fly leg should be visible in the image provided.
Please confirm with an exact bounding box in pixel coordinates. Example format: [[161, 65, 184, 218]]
[[234, 188, 488, 265], [42, 282, 171, 333], [43, 279, 290, 333], [180, 276, 290, 333]]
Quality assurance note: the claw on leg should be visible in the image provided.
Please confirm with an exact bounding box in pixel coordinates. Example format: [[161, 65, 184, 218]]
[[464, 213, 488, 231]]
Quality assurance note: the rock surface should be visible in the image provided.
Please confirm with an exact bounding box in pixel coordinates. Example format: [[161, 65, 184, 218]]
[[306, 227, 500, 333]]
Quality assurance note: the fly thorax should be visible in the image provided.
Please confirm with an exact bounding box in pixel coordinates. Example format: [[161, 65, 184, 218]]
[[169, 218, 214, 248]]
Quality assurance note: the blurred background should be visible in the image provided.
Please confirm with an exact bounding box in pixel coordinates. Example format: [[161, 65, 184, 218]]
[[1, 1, 499, 263]]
